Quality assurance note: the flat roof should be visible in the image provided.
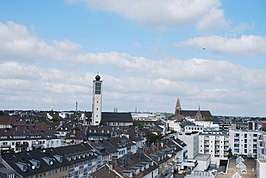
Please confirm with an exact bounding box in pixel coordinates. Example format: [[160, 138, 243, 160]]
[[194, 153, 211, 161]]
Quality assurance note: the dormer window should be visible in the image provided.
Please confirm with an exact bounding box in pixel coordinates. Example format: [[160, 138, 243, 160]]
[[42, 157, 54, 166], [29, 159, 40, 168], [16, 162, 27, 172], [53, 155, 63, 163]]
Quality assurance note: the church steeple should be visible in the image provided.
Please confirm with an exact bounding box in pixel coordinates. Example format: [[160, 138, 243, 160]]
[[175, 98, 181, 115], [195, 105, 202, 120]]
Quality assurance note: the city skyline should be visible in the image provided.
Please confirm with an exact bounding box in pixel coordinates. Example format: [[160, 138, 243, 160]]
[[0, 0, 266, 116]]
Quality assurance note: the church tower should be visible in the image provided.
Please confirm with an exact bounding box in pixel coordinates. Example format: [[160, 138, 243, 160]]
[[92, 74, 102, 125], [175, 98, 181, 115]]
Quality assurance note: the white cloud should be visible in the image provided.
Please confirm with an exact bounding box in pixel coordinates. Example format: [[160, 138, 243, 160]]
[[0, 21, 82, 61], [1, 21, 266, 115], [69, 0, 222, 30], [182, 35, 266, 55], [196, 7, 229, 32]]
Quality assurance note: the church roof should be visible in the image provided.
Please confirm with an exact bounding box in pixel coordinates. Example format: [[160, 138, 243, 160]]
[[180, 110, 212, 118]]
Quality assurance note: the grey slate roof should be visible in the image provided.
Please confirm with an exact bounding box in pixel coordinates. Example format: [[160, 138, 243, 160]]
[[90, 164, 120, 178], [2, 148, 69, 177], [85, 112, 133, 123]]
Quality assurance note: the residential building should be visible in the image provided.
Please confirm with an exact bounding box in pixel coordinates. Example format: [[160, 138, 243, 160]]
[[199, 131, 229, 166], [112, 150, 159, 178], [1, 148, 69, 178], [178, 132, 199, 159], [143, 144, 175, 178], [229, 129, 262, 158], [256, 159, 266, 178], [257, 133, 266, 159], [0, 129, 61, 153], [56, 143, 102, 178]]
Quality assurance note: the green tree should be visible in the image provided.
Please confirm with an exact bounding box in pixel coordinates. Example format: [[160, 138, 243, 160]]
[[228, 148, 233, 158], [147, 133, 162, 145], [136, 122, 145, 129], [100, 119, 107, 126]]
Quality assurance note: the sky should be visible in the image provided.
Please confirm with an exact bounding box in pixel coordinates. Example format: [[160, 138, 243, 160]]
[[0, 0, 266, 116]]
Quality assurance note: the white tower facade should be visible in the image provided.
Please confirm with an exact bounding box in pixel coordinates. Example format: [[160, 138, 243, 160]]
[[92, 74, 102, 125]]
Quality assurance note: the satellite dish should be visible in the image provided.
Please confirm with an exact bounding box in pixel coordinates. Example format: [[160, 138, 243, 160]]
[[50, 161, 53, 165], [32, 166, 35, 170]]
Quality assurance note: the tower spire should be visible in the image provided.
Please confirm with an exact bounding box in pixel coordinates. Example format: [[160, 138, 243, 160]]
[[175, 98, 181, 115]]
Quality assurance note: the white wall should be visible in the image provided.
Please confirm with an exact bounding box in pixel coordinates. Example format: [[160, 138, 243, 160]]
[[178, 133, 199, 159], [257, 160, 266, 178]]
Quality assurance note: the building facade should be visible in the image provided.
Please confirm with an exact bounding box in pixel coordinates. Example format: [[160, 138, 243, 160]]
[[199, 131, 229, 166], [229, 129, 262, 158]]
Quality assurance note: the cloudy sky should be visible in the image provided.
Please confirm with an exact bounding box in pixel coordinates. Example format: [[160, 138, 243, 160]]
[[0, 0, 266, 116]]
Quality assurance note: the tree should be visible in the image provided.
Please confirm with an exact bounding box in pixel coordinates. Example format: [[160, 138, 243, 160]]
[[147, 133, 162, 145], [100, 119, 107, 126], [228, 148, 233, 158], [136, 122, 145, 129]]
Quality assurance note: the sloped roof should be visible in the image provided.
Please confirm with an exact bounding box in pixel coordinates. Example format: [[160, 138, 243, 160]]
[[230, 172, 242, 178], [236, 156, 245, 164], [85, 112, 133, 122], [90, 164, 121, 178], [56, 143, 94, 157], [0, 115, 17, 125], [181, 110, 212, 118], [2, 148, 69, 177], [174, 137, 187, 147]]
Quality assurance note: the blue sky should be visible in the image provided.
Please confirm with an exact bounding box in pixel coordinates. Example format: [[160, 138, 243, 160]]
[[0, 0, 266, 116]]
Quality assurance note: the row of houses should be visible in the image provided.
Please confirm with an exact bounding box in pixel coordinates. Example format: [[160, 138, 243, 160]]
[[0, 135, 188, 178]]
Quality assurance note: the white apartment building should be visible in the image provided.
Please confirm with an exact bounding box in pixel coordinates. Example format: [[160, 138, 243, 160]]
[[257, 133, 266, 159], [229, 129, 263, 158], [199, 131, 229, 166], [257, 159, 266, 178], [178, 132, 199, 159]]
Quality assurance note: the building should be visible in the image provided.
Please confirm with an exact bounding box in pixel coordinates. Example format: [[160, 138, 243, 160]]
[[178, 132, 199, 159], [229, 129, 262, 158], [257, 133, 266, 159], [0, 129, 61, 153], [1, 148, 69, 178], [172, 98, 213, 121], [85, 112, 134, 127], [56, 143, 102, 178], [199, 131, 229, 166], [193, 154, 211, 171], [256, 159, 266, 178], [92, 74, 102, 126], [248, 121, 266, 131]]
